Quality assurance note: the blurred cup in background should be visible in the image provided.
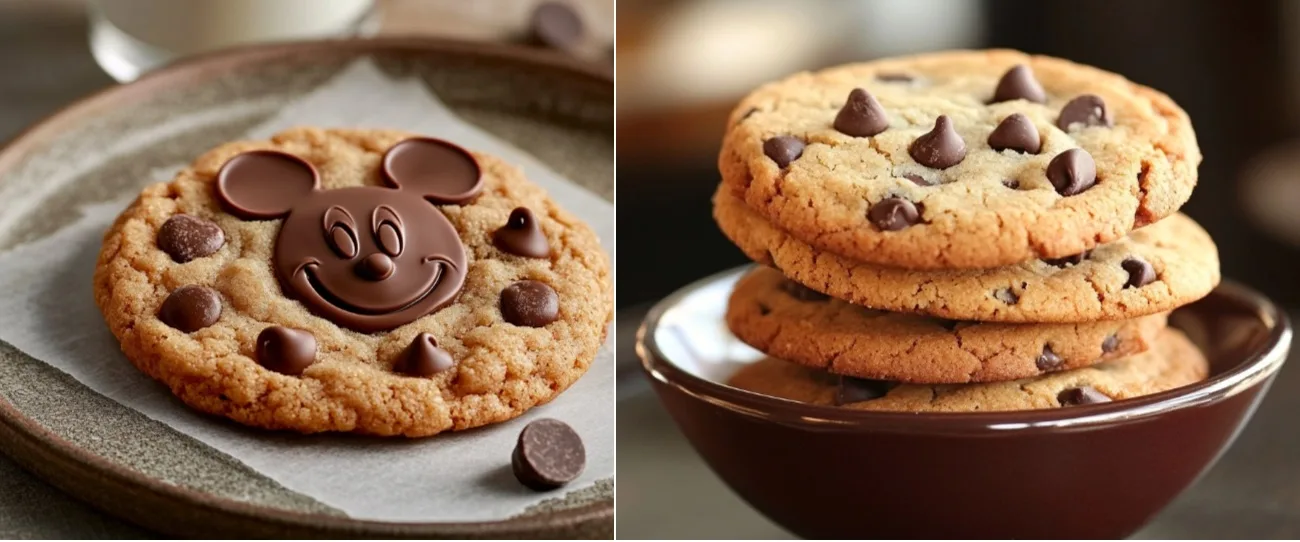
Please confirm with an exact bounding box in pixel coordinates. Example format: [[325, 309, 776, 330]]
[[88, 0, 380, 82]]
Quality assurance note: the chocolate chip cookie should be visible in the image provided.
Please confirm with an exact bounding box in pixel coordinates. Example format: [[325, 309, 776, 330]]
[[727, 266, 1168, 383], [93, 128, 613, 437], [713, 187, 1219, 323], [728, 328, 1207, 412], [722, 49, 1200, 269]]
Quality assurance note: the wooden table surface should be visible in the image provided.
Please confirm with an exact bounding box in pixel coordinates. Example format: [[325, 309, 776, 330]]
[[0, 0, 609, 537]]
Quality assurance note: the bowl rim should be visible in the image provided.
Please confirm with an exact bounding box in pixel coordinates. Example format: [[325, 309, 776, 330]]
[[637, 265, 1293, 434]]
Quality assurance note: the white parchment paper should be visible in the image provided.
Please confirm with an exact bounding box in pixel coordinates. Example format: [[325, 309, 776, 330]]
[[0, 60, 614, 522]]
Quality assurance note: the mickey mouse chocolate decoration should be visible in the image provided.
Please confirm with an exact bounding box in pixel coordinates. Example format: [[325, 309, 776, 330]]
[[216, 137, 483, 333]]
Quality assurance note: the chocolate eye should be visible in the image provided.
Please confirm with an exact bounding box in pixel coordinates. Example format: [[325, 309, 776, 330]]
[[372, 205, 404, 257], [323, 206, 358, 259]]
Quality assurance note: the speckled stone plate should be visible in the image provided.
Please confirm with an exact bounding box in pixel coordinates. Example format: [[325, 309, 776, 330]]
[[0, 37, 612, 538]]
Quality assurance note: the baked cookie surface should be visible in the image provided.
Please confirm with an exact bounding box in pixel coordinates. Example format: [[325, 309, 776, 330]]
[[713, 188, 1220, 323], [727, 266, 1168, 383], [94, 128, 612, 437], [721, 49, 1200, 269], [728, 328, 1207, 412]]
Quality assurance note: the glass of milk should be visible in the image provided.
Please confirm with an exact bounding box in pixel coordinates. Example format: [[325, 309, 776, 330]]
[[88, 0, 381, 82]]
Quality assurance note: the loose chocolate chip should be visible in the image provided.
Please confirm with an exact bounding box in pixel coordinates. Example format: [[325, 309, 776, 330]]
[[994, 288, 1019, 305], [501, 280, 560, 327], [903, 174, 934, 186], [1002, 179, 1021, 190], [157, 214, 224, 263], [988, 113, 1041, 154], [256, 326, 317, 376], [1102, 334, 1120, 353], [1058, 386, 1112, 406], [1046, 148, 1097, 196], [876, 72, 913, 82], [763, 136, 805, 168], [512, 418, 586, 491], [1036, 346, 1063, 371], [992, 64, 1046, 104], [395, 333, 455, 377], [779, 279, 830, 302], [833, 88, 889, 137], [1045, 251, 1090, 267], [909, 115, 966, 169], [527, 1, 585, 51], [493, 207, 551, 258], [868, 197, 922, 231], [1057, 94, 1113, 130], [1121, 257, 1157, 288], [159, 285, 222, 332], [835, 377, 894, 405]]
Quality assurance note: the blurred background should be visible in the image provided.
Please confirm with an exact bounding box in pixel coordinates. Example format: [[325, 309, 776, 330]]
[[617, 0, 1300, 538], [617, 0, 1299, 310]]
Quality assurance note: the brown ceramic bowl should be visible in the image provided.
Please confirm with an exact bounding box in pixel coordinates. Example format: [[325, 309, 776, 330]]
[[637, 266, 1292, 539]]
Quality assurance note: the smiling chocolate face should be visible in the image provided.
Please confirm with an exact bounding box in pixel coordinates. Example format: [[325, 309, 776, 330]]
[[215, 138, 483, 333]]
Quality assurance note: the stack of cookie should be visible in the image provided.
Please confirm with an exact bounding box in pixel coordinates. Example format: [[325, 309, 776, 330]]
[[712, 50, 1221, 411]]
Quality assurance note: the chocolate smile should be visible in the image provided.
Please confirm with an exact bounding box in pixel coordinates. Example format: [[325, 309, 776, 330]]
[[292, 257, 452, 317]]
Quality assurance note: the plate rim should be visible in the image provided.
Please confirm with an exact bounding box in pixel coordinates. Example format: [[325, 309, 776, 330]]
[[0, 36, 613, 538]]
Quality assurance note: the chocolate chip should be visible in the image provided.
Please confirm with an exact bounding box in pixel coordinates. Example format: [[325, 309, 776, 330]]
[[876, 72, 913, 82], [1036, 346, 1063, 371], [395, 333, 455, 377], [779, 279, 830, 302], [835, 377, 894, 405], [833, 88, 889, 137], [256, 326, 317, 376], [1045, 251, 1090, 267], [493, 207, 551, 258], [868, 197, 922, 231], [1046, 148, 1097, 196], [1057, 94, 1113, 130], [1002, 179, 1021, 190], [909, 115, 966, 169], [988, 113, 1041, 154], [994, 288, 1019, 305], [763, 136, 805, 168], [903, 174, 934, 186], [512, 418, 586, 491], [992, 64, 1046, 104], [158, 285, 222, 332], [1121, 257, 1156, 288], [1058, 386, 1112, 406], [527, 1, 584, 51], [157, 214, 224, 263], [501, 280, 560, 327], [1102, 334, 1120, 353]]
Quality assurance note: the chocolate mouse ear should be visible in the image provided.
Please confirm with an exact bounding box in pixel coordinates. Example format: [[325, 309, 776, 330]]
[[216, 150, 320, 220], [382, 137, 483, 205]]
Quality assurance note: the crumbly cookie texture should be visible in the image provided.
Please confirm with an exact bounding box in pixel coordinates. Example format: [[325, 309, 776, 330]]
[[93, 127, 612, 437], [713, 187, 1219, 323], [721, 49, 1200, 269], [729, 328, 1207, 412], [727, 266, 1168, 384]]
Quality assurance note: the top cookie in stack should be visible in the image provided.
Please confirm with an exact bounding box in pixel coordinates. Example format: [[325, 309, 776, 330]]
[[720, 49, 1200, 270], [712, 50, 1221, 406]]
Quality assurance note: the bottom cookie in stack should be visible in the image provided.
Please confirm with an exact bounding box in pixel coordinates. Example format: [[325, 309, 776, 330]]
[[724, 267, 1207, 411]]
